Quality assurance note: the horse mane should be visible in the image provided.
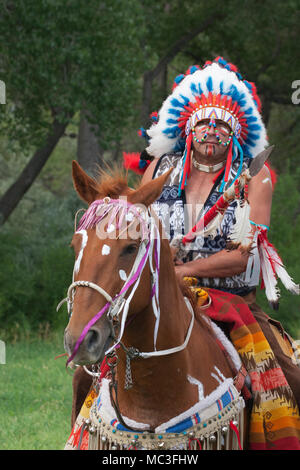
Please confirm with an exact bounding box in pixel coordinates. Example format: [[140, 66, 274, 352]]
[[92, 165, 137, 200]]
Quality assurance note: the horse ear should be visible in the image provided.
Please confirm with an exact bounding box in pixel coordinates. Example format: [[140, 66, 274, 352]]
[[128, 168, 173, 207], [72, 160, 99, 204]]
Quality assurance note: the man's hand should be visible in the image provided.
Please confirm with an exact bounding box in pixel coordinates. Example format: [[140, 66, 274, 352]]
[[174, 263, 189, 284]]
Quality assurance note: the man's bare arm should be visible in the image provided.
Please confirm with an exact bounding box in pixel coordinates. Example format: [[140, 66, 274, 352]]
[[140, 159, 159, 185], [247, 164, 272, 227], [175, 248, 249, 279]]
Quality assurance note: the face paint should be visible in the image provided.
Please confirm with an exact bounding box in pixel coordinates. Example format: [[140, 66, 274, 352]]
[[101, 244, 110, 256], [119, 269, 127, 281], [74, 229, 88, 274], [125, 213, 134, 222], [262, 177, 271, 186], [206, 144, 215, 157], [187, 375, 204, 401], [106, 224, 115, 233]]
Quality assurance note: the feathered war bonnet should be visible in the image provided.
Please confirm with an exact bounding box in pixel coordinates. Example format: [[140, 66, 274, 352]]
[[145, 58, 268, 195]]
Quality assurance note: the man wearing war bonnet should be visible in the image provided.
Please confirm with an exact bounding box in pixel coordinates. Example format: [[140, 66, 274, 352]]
[[134, 58, 300, 448]]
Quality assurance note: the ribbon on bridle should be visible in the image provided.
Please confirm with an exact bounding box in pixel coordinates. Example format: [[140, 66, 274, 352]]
[[57, 197, 195, 368]]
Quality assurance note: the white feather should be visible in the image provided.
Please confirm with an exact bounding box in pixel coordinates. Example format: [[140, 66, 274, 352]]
[[263, 244, 300, 295], [258, 243, 280, 303], [258, 236, 280, 303], [275, 264, 300, 295], [203, 212, 224, 239], [227, 201, 252, 248]]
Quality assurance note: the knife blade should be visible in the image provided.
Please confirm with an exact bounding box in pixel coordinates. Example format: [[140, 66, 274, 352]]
[[249, 145, 275, 177], [181, 145, 275, 245]]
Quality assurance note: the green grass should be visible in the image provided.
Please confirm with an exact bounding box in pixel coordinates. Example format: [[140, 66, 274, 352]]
[[0, 330, 73, 450]]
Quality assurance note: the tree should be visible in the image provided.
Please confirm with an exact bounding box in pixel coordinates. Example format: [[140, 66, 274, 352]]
[[77, 108, 103, 176], [0, 0, 145, 225]]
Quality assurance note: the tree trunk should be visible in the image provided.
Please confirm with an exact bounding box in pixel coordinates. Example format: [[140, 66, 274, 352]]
[[77, 109, 103, 177], [0, 118, 69, 227]]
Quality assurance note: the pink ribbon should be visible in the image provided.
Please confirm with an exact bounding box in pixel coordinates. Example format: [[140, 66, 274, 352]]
[[66, 239, 151, 366]]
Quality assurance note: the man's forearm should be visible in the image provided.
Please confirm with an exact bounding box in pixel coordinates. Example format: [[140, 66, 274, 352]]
[[177, 249, 249, 279]]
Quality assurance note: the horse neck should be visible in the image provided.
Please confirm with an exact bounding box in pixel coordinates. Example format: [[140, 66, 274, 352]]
[[121, 235, 192, 360], [113, 237, 203, 426], [113, 233, 235, 428]]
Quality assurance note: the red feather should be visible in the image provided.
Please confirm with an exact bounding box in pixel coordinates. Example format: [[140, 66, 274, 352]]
[[123, 152, 145, 175]]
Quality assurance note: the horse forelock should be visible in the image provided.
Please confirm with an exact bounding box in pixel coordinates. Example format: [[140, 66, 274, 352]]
[[92, 166, 135, 201], [75, 166, 142, 232]]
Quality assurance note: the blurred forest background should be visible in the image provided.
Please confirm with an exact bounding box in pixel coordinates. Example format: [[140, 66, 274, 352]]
[[0, 0, 299, 341]]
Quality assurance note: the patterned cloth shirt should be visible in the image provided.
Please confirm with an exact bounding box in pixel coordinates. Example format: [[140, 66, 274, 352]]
[[152, 153, 260, 296]]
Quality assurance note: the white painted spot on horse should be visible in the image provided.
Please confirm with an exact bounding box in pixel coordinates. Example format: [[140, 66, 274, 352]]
[[106, 224, 115, 233], [102, 244, 110, 256], [187, 375, 204, 401], [211, 366, 227, 385], [74, 230, 88, 274], [119, 269, 127, 281], [125, 213, 134, 222]]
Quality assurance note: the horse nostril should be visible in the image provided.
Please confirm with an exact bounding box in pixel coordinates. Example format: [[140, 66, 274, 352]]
[[85, 329, 100, 354]]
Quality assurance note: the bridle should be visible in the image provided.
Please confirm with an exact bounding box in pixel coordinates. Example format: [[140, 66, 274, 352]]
[[57, 197, 195, 427]]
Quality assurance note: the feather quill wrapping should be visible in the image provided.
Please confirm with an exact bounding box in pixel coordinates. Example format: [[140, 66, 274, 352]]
[[257, 229, 299, 305]]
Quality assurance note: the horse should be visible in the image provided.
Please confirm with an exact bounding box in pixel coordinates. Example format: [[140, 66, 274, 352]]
[[62, 160, 247, 450]]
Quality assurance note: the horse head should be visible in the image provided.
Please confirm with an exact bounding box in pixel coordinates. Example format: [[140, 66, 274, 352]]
[[63, 161, 172, 366]]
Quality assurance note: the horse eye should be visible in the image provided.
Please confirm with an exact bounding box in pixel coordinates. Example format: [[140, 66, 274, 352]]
[[120, 244, 137, 256]]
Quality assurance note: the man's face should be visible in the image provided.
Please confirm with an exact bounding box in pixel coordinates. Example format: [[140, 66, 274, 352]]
[[192, 119, 232, 159]]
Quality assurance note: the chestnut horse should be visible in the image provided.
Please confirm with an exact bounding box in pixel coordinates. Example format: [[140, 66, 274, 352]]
[[62, 161, 246, 450]]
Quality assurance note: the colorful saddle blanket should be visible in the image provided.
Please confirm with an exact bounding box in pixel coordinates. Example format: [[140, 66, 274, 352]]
[[203, 288, 300, 450]]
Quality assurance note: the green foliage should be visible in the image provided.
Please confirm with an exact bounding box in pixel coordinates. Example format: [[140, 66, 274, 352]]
[[268, 104, 300, 174], [0, 192, 77, 340], [0, 0, 145, 149], [0, 127, 82, 339]]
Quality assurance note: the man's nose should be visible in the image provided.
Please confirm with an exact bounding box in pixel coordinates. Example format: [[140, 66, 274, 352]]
[[207, 124, 216, 135]]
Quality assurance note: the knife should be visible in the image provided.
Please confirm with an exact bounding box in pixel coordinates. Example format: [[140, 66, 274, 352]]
[[182, 145, 275, 245]]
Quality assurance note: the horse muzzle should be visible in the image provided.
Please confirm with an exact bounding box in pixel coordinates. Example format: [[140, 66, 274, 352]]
[[64, 323, 113, 366]]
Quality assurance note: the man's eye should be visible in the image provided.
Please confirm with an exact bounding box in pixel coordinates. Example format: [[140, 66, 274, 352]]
[[218, 125, 230, 134]]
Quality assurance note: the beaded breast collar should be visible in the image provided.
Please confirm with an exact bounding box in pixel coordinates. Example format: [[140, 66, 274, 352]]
[[86, 377, 245, 450]]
